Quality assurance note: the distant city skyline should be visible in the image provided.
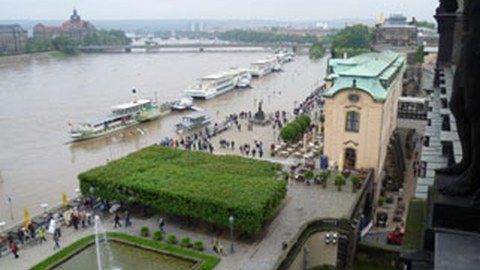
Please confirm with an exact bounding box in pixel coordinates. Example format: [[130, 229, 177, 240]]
[[1, 0, 438, 22]]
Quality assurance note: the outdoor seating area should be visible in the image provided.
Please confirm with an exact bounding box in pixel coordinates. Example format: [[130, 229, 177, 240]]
[[271, 133, 323, 159]]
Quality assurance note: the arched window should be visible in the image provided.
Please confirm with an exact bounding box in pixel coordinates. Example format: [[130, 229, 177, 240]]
[[345, 111, 360, 132]]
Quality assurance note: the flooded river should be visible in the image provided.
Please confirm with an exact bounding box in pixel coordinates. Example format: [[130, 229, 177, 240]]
[[0, 50, 327, 225]]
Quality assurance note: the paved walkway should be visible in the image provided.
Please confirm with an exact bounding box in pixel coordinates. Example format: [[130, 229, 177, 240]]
[[0, 181, 358, 270], [0, 100, 361, 270]]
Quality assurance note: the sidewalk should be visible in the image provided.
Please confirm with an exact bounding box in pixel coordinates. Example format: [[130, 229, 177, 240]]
[[0, 182, 358, 270]]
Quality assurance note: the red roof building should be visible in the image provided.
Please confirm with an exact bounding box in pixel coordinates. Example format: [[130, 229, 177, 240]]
[[33, 9, 96, 43]]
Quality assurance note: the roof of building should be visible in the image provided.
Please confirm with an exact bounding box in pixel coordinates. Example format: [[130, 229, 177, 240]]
[[0, 24, 26, 33], [33, 9, 95, 33], [324, 50, 404, 101]]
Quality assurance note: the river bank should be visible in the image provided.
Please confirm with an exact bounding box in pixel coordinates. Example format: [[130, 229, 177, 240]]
[[0, 52, 328, 226]]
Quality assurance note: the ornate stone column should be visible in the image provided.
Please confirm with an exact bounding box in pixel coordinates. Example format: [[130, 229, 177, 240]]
[[435, 0, 459, 66]]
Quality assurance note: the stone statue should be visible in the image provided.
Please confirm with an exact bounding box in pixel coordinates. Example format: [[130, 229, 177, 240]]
[[437, 0, 480, 204], [258, 100, 263, 112], [436, 0, 458, 14]]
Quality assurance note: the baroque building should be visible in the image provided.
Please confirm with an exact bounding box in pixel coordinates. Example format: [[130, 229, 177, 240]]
[[0, 24, 28, 54], [33, 9, 96, 44], [374, 14, 418, 47], [323, 50, 405, 186]]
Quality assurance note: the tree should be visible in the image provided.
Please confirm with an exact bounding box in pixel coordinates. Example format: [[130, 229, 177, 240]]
[[25, 39, 52, 53], [331, 25, 373, 58], [83, 30, 131, 46], [218, 30, 317, 44], [350, 175, 360, 193], [416, 46, 425, 63], [309, 41, 325, 60], [334, 174, 346, 191], [416, 21, 436, 29], [305, 170, 314, 185], [52, 37, 77, 55]]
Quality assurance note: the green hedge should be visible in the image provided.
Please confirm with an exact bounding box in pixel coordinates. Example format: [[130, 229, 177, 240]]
[[79, 146, 286, 234], [280, 115, 311, 142]]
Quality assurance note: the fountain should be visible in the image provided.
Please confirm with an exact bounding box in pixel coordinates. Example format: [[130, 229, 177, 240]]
[[51, 216, 197, 270], [94, 215, 118, 270]]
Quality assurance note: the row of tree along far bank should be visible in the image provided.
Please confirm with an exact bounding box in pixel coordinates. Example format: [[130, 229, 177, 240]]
[[23, 30, 131, 55]]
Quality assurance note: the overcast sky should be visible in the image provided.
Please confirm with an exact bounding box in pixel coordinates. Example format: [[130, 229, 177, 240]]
[[2, 0, 438, 21]]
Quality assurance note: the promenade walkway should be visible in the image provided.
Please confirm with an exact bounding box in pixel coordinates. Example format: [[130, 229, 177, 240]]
[[0, 181, 358, 270]]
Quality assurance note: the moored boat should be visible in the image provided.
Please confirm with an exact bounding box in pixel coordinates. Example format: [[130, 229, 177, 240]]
[[184, 72, 236, 99], [227, 68, 252, 88], [175, 113, 211, 133], [170, 96, 194, 111], [69, 89, 168, 142], [249, 57, 277, 77]]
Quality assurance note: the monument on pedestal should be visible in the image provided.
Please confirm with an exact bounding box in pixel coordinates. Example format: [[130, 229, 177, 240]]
[[249, 100, 271, 126]]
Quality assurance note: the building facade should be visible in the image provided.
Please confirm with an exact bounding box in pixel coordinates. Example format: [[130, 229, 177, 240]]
[[33, 9, 96, 44], [0, 24, 28, 54], [374, 14, 418, 47], [323, 51, 405, 182]]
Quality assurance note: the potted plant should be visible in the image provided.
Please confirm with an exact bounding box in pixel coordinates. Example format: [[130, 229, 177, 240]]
[[320, 170, 329, 188], [334, 174, 346, 191], [140, 226, 150, 237], [153, 230, 163, 241], [181, 237, 192, 248], [167, 233, 178, 245], [193, 240, 205, 251], [350, 175, 361, 193], [304, 170, 314, 185], [378, 196, 386, 207]]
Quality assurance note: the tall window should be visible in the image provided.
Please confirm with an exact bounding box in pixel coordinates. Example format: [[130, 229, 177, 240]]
[[346, 111, 360, 132]]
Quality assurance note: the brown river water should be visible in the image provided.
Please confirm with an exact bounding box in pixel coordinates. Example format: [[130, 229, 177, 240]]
[[0, 50, 327, 225]]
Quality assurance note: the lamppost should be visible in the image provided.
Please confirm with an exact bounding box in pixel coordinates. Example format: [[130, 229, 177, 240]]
[[229, 215, 235, 254], [7, 197, 13, 221], [41, 203, 48, 218], [75, 188, 81, 203], [0, 221, 6, 234]]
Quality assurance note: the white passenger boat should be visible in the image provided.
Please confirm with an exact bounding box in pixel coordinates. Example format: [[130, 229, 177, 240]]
[[170, 96, 194, 111], [249, 58, 278, 77], [175, 114, 212, 133], [227, 68, 252, 88], [69, 89, 169, 142], [184, 72, 236, 99], [275, 50, 294, 64]]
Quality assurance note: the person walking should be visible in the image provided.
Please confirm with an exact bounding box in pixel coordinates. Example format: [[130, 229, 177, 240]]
[[38, 228, 47, 244], [11, 242, 19, 259], [114, 213, 122, 228], [53, 233, 60, 250], [17, 228, 25, 245], [159, 217, 165, 233]]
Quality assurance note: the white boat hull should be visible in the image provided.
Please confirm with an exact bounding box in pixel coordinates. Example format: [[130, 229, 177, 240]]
[[184, 83, 235, 100]]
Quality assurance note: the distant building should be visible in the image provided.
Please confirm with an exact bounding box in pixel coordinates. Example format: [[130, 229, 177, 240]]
[[374, 14, 418, 47], [0, 24, 28, 54], [33, 9, 96, 43], [323, 50, 405, 185]]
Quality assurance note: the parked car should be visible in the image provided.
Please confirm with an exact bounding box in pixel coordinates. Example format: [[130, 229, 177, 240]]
[[387, 226, 404, 245], [376, 211, 388, 227]]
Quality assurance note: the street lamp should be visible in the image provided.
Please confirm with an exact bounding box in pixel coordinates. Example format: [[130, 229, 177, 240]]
[[75, 188, 81, 202], [229, 215, 235, 254], [0, 221, 6, 234], [41, 203, 48, 217]]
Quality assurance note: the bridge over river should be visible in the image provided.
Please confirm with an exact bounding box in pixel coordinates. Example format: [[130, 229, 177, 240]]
[[78, 42, 311, 53]]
